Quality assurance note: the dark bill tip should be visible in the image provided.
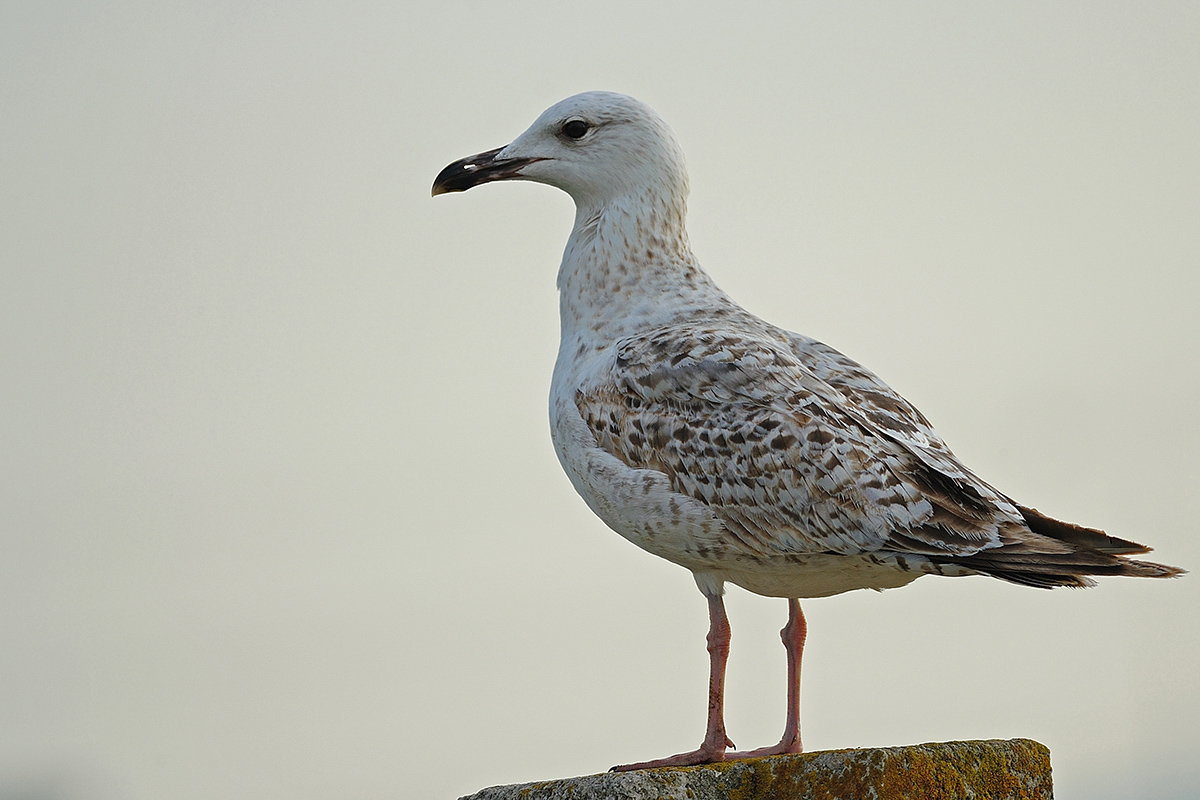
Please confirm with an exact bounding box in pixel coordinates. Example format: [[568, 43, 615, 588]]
[[431, 146, 542, 196]]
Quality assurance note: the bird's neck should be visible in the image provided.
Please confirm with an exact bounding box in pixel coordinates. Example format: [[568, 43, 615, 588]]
[[557, 191, 730, 344]]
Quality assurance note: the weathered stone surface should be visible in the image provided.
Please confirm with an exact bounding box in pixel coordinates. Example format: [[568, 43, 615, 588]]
[[459, 738, 1051, 800]]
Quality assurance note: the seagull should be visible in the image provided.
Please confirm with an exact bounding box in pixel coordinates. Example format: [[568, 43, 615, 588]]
[[431, 91, 1183, 771]]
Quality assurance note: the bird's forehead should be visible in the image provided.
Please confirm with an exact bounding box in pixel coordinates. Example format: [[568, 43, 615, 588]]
[[535, 91, 651, 127]]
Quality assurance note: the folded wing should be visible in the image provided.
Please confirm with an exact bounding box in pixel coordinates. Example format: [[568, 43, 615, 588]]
[[575, 323, 1182, 587]]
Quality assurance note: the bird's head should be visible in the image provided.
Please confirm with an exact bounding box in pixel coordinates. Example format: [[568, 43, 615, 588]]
[[432, 91, 689, 212]]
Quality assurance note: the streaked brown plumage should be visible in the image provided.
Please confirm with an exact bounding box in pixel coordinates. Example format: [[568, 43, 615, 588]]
[[433, 90, 1183, 771], [576, 319, 1179, 591]]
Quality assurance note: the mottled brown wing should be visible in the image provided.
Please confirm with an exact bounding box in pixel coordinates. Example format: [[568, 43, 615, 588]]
[[783, 332, 950, 454], [576, 324, 1023, 560]]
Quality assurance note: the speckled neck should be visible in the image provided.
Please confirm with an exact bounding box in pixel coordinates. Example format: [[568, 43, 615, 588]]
[[557, 188, 732, 344]]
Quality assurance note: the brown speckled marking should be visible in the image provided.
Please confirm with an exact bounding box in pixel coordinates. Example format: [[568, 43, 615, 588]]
[[570, 312, 1181, 586], [443, 88, 1183, 777]]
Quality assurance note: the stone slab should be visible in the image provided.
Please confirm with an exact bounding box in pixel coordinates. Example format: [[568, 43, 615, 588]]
[[459, 738, 1052, 800]]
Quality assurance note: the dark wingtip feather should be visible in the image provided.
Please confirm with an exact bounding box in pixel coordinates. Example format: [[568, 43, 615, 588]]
[[1121, 559, 1187, 579], [1017, 504, 1153, 555], [930, 542, 1185, 589]]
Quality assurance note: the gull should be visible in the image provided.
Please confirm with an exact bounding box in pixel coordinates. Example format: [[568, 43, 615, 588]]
[[431, 91, 1183, 771]]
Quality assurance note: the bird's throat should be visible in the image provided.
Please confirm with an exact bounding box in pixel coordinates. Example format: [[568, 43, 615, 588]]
[[557, 199, 722, 344]]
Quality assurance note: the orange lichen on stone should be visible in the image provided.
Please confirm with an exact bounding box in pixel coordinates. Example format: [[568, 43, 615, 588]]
[[461, 739, 1053, 800]]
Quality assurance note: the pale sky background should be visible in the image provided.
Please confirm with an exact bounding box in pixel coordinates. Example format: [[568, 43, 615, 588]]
[[2, 3, 1197, 799]]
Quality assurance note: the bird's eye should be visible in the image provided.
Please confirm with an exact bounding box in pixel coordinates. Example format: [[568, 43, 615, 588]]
[[562, 120, 590, 139]]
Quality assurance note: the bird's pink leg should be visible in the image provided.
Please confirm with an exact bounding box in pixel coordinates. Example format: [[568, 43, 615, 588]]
[[611, 593, 735, 771], [728, 598, 806, 759]]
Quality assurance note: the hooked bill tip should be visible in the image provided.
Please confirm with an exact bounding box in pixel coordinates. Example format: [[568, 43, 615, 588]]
[[431, 146, 510, 197], [431, 146, 547, 197]]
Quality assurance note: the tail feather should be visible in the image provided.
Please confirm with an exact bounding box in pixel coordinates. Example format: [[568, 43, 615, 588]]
[[929, 506, 1186, 589]]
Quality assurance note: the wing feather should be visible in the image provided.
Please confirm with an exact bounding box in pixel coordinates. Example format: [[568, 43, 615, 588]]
[[576, 324, 1023, 560]]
